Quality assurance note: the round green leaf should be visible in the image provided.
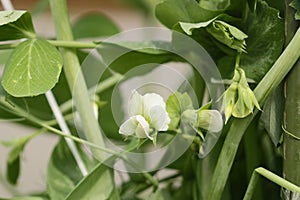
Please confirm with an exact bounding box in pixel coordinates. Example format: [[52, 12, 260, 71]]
[[2, 38, 63, 97]]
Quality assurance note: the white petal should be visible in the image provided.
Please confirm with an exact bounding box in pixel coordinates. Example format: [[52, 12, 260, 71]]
[[149, 105, 170, 131], [135, 115, 151, 139], [197, 110, 223, 132], [143, 93, 166, 118], [128, 90, 143, 116], [119, 116, 138, 136]]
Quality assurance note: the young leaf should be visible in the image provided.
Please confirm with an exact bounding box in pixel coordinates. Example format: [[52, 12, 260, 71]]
[[166, 92, 194, 130], [179, 17, 217, 35], [0, 11, 35, 40], [72, 13, 120, 39], [180, 18, 248, 53], [206, 20, 248, 53], [2, 133, 38, 185], [2, 38, 63, 97]]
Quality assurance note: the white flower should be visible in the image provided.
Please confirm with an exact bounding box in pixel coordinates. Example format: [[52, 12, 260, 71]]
[[182, 108, 223, 139], [119, 90, 170, 141]]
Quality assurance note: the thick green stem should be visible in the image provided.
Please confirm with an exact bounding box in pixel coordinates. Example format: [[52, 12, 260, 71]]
[[283, 1, 300, 198], [49, 0, 106, 160], [207, 27, 300, 200]]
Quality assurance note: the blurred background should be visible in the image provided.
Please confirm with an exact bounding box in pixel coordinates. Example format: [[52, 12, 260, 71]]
[[0, 0, 159, 197]]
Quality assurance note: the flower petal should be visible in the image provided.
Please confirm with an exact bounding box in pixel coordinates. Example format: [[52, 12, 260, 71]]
[[143, 93, 166, 119], [197, 110, 223, 132], [128, 90, 143, 116], [119, 116, 138, 136], [135, 115, 151, 139], [149, 105, 170, 131]]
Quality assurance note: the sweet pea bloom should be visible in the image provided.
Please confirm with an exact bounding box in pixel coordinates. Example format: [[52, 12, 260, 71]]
[[119, 91, 171, 141]]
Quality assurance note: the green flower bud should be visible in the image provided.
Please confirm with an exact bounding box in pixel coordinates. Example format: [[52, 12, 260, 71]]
[[222, 68, 261, 123]]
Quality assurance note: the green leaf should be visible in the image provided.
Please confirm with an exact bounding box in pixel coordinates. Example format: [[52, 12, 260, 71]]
[[290, 0, 300, 20], [198, 0, 230, 11], [260, 85, 284, 146], [2, 133, 37, 184], [65, 161, 115, 200], [6, 156, 20, 185], [180, 18, 248, 53], [241, 1, 284, 82], [166, 92, 194, 130], [73, 13, 119, 39], [47, 159, 75, 200], [2, 38, 63, 97], [47, 139, 96, 200], [0, 11, 35, 40], [220, 1, 284, 82], [97, 41, 180, 74], [0, 50, 13, 64], [155, 0, 220, 29]]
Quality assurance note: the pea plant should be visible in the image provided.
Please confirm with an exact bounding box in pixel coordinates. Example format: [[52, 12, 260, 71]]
[[0, 0, 300, 199]]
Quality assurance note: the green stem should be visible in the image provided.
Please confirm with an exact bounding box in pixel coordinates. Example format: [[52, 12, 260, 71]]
[[0, 40, 98, 50], [283, 1, 300, 198], [235, 53, 241, 69], [0, 96, 115, 155], [243, 167, 300, 200], [207, 26, 300, 200], [49, 0, 106, 160], [49, 40, 98, 48]]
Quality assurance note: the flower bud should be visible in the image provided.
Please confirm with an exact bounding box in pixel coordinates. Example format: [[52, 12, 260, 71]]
[[221, 68, 261, 123]]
